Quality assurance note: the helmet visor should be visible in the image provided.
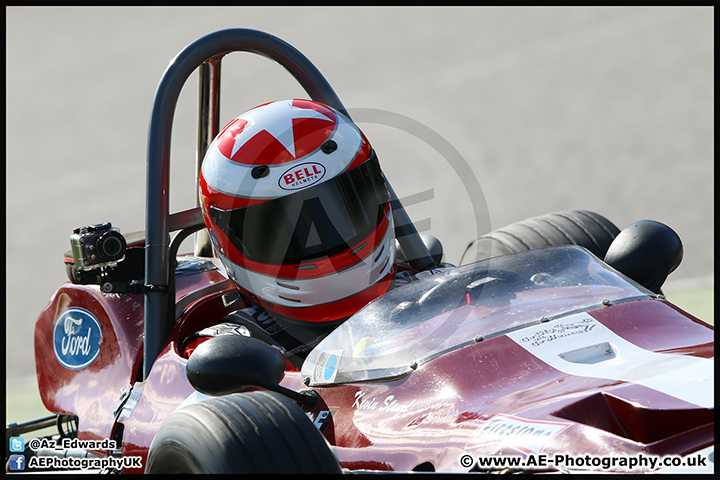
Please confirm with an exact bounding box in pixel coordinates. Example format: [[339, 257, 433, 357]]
[[209, 154, 390, 265]]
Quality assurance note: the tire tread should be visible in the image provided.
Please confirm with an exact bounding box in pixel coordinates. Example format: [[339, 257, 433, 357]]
[[460, 210, 621, 265]]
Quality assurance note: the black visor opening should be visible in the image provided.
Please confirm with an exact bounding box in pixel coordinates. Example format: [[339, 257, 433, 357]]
[[210, 154, 389, 265]]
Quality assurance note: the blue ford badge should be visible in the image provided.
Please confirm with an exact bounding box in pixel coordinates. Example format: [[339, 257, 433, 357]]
[[53, 307, 102, 369]]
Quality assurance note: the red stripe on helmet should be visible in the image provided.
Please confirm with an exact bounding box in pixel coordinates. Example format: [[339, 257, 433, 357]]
[[343, 132, 374, 172], [250, 268, 395, 324], [199, 179, 272, 210]]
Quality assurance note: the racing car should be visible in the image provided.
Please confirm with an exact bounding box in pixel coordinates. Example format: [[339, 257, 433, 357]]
[[5, 28, 713, 474]]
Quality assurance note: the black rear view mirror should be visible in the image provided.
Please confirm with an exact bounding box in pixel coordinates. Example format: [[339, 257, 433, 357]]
[[604, 220, 683, 294], [186, 334, 286, 396]]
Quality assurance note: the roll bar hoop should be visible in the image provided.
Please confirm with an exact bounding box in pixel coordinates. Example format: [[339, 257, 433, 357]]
[[143, 28, 435, 380]]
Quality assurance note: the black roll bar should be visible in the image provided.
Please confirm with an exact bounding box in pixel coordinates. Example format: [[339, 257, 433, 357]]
[[143, 28, 435, 380], [193, 55, 223, 258]]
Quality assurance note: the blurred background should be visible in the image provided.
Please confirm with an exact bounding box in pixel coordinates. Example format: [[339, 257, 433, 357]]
[[6, 7, 713, 419]]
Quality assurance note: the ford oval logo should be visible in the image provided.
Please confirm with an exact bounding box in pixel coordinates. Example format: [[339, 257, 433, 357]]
[[53, 307, 102, 370]]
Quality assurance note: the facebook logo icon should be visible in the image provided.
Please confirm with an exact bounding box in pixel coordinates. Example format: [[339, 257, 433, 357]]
[[9, 454, 25, 471]]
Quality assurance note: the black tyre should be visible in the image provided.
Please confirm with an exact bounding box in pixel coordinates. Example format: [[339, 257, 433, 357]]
[[460, 210, 620, 265], [145, 390, 342, 474]]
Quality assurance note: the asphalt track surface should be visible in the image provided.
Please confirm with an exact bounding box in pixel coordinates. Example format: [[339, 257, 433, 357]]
[[5, 7, 713, 388]]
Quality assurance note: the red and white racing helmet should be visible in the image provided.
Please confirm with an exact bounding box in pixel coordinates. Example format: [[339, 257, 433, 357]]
[[199, 99, 395, 325]]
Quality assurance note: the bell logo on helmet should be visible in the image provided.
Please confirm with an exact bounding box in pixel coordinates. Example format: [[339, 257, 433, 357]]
[[279, 162, 326, 190]]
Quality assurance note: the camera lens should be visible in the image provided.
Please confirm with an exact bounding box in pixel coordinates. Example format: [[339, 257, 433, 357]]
[[96, 231, 127, 261]]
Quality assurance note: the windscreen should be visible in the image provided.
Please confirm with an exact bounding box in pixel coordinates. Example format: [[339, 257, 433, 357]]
[[302, 245, 654, 385]]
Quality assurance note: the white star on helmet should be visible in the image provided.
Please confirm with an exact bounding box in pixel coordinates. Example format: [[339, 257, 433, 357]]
[[231, 101, 334, 158]]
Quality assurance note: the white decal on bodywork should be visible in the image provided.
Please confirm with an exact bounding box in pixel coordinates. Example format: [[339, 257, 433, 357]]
[[465, 414, 571, 454], [506, 313, 713, 409]]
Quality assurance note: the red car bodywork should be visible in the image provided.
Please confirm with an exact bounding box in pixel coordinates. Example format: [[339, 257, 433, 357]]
[[34, 255, 713, 474]]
